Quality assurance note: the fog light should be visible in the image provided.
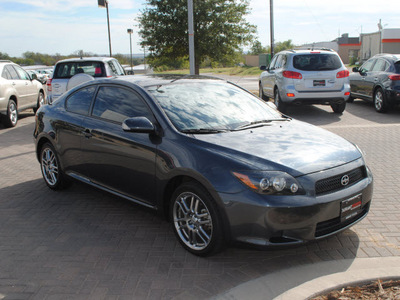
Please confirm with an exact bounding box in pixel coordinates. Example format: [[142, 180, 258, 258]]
[[260, 178, 270, 191], [290, 183, 299, 193], [272, 177, 286, 192]]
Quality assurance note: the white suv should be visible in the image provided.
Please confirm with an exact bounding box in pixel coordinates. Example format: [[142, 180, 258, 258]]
[[259, 49, 350, 113], [0, 60, 45, 127], [46, 57, 125, 104]]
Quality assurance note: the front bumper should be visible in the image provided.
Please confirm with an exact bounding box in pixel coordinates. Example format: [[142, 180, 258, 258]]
[[219, 161, 373, 247]]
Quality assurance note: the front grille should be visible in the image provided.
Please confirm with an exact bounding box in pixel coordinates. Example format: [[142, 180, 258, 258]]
[[315, 202, 369, 237], [315, 167, 366, 195]]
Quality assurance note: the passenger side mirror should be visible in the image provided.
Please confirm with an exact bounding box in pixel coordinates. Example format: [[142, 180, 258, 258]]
[[122, 117, 155, 133]]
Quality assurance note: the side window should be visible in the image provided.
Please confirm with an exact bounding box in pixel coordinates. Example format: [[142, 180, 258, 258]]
[[108, 60, 125, 76], [274, 55, 283, 69], [92, 86, 152, 123], [66, 86, 96, 115], [269, 55, 278, 69], [281, 55, 287, 68], [5, 65, 19, 80], [371, 59, 389, 72], [13, 66, 30, 80], [1, 68, 11, 79], [361, 59, 375, 72]]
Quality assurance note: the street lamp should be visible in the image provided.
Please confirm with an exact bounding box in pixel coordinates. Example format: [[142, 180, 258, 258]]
[[98, 0, 112, 57], [127, 29, 133, 74]]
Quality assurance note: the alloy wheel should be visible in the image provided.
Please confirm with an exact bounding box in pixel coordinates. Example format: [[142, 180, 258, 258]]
[[173, 192, 213, 251], [41, 147, 59, 186]]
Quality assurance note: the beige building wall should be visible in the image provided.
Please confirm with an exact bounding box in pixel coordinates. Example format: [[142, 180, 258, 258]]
[[338, 44, 361, 64], [244, 55, 259, 67]]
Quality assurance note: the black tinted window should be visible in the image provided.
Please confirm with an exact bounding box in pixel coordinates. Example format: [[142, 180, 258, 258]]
[[92, 86, 152, 123], [293, 54, 342, 71], [66, 86, 96, 115], [54, 61, 105, 79]]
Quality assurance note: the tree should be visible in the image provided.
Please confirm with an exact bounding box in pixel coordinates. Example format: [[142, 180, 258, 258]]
[[138, 0, 256, 74], [249, 40, 269, 55], [274, 39, 296, 53]]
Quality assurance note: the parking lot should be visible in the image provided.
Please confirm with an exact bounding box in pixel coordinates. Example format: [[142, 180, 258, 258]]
[[1, 99, 400, 300]]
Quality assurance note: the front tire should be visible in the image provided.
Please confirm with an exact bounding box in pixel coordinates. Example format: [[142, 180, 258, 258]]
[[374, 88, 387, 113], [33, 92, 45, 113], [259, 83, 268, 101], [40, 143, 70, 190], [170, 182, 225, 256]]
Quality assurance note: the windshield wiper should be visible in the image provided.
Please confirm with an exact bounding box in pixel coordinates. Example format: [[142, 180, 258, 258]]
[[234, 118, 290, 131], [180, 128, 228, 134]]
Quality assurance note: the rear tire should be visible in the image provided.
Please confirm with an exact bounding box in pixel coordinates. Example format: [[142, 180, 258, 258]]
[[2, 99, 18, 128], [170, 181, 225, 256], [331, 101, 346, 114], [374, 88, 387, 113], [40, 143, 70, 190], [274, 89, 286, 113]]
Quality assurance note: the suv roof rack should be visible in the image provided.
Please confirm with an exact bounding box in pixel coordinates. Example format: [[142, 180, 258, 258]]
[[0, 60, 12, 63]]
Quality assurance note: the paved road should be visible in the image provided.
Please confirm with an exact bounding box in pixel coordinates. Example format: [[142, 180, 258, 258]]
[[1, 100, 400, 300]]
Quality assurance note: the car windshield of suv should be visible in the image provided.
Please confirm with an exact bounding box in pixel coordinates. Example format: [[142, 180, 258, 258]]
[[293, 54, 342, 71], [148, 81, 283, 132], [54, 61, 105, 78]]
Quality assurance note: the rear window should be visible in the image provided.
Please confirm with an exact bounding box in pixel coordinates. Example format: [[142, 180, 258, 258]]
[[54, 61, 106, 79], [293, 54, 342, 71], [395, 62, 400, 73]]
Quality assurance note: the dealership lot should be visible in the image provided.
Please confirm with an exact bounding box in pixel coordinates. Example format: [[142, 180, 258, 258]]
[[1, 101, 400, 299]]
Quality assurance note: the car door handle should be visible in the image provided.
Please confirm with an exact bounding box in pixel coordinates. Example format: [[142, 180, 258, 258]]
[[83, 129, 93, 138]]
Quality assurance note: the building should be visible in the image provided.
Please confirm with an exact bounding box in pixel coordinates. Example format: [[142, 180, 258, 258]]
[[360, 28, 400, 60], [336, 34, 361, 64]]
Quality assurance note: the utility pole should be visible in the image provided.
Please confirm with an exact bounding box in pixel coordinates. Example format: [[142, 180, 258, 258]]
[[188, 0, 195, 75], [127, 29, 133, 74], [98, 0, 112, 57], [270, 0, 274, 58]]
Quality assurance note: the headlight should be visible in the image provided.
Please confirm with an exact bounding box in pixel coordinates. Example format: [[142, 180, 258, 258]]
[[232, 171, 305, 195]]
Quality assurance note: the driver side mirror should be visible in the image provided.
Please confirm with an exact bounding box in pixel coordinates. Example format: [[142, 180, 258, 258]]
[[122, 117, 155, 133]]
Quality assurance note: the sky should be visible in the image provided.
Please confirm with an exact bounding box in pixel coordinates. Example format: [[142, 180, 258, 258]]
[[1, 0, 400, 58]]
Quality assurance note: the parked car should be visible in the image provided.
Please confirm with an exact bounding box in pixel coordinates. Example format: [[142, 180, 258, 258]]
[[46, 57, 125, 104], [259, 49, 350, 113], [0, 60, 45, 127], [34, 75, 373, 256], [26, 70, 47, 84], [349, 53, 400, 113]]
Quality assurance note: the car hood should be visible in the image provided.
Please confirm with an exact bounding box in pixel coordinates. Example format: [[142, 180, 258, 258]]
[[192, 119, 361, 176]]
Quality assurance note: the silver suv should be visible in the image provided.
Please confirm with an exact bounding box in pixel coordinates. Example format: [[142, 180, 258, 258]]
[[0, 60, 45, 127], [46, 57, 125, 103], [259, 49, 350, 113]]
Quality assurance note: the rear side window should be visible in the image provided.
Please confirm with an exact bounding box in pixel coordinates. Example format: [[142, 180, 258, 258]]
[[54, 61, 105, 79], [293, 54, 342, 71], [108, 60, 125, 76], [66, 86, 96, 115], [92, 86, 152, 123], [5, 65, 19, 80]]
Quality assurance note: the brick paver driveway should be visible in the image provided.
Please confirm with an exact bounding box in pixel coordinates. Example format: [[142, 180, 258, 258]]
[[1, 100, 400, 300]]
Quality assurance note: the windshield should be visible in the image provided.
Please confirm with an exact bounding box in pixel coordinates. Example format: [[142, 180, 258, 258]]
[[293, 54, 342, 71], [148, 81, 283, 131]]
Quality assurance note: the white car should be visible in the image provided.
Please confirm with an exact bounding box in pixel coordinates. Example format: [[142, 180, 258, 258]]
[[46, 57, 125, 104], [0, 60, 45, 127]]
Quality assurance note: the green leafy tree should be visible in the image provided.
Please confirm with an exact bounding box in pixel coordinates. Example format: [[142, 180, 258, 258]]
[[138, 0, 256, 74], [249, 40, 268, 55], [274, 39, 296, 53]]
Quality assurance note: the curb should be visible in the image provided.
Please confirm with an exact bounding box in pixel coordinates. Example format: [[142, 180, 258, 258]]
[[213, 257, 400, 300]]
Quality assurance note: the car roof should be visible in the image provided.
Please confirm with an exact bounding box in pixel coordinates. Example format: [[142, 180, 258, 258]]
[[89, 74, 227, 89], [55, 57, 117, 64], [373, 53, 400, 62]]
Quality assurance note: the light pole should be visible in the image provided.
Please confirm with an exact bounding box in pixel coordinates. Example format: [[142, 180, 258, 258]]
[[188, 0, 195, 75], [127, 29, 133, 74], [270, 0, 274, 58], [98, 0, 112, 57]]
